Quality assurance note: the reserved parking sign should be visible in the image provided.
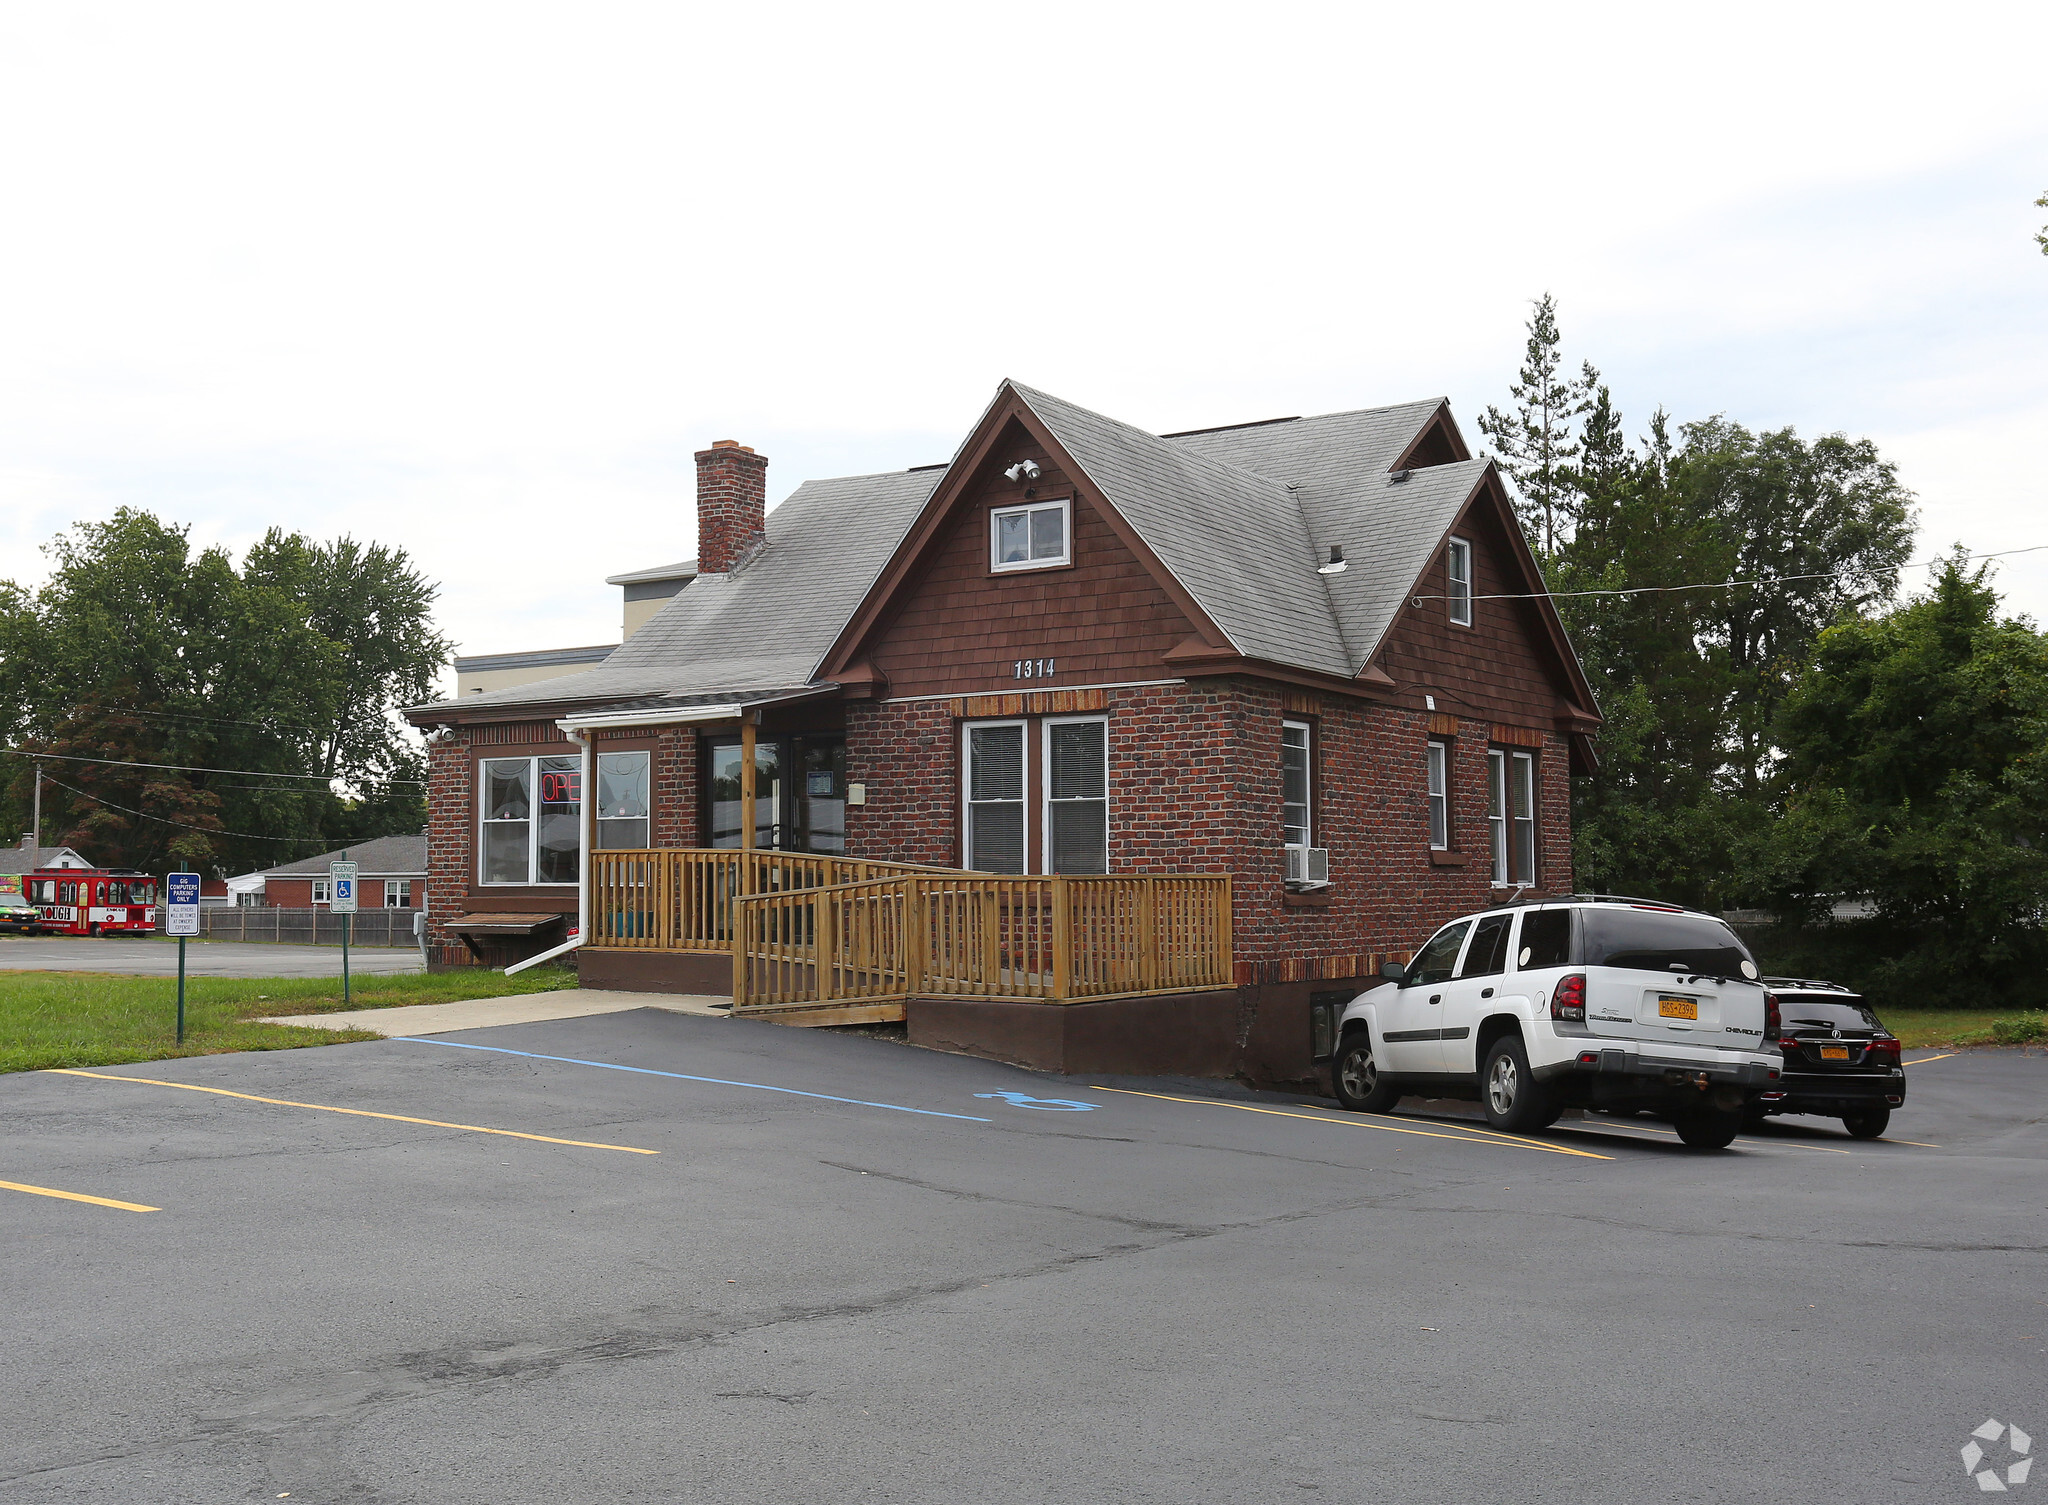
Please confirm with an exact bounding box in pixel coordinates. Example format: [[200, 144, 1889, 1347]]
[[164, 872, 201, 937]]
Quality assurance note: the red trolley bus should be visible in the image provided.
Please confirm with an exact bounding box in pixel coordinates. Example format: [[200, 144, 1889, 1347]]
[[23, 867, 158, 936]]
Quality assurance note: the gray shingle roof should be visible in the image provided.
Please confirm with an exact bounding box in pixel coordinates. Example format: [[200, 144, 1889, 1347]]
[[245, 833, 426, 879], [411, 383, 1500, 716], [417, 468, 942, 714], [0, 844, 92, 874]]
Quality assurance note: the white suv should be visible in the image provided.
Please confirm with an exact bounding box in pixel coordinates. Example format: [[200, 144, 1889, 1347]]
[[1328, 896, 1785, 1149]]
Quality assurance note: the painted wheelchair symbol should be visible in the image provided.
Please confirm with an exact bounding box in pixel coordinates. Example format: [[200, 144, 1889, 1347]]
[[973, 1091, 1098, 1111]]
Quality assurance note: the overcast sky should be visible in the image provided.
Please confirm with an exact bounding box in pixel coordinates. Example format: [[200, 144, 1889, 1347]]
[[2, 1, 2043, 693]]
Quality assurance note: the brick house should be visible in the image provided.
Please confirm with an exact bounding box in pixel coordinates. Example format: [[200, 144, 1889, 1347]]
[[404, 381, 1599, 1085], [225, 834, 426, 910]]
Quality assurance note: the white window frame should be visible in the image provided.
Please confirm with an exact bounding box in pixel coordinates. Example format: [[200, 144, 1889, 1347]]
[[1426, 740, 1449, 851], [595, 749, 653, 851], [310, 877, 331, 906], [962, 719, 1029, 873], [1282, 720, 1313, 851], [383, 880, 411, 908], [1511, 749, 1537, 886], [1447, 536, 1474, 627], [1042, 715, 1109, 874], [989, 498, 1072, 573], [478, 754, 582, 887]]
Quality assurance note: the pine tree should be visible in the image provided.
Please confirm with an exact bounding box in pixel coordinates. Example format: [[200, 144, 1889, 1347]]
[[1478, 294, 1592, 560]]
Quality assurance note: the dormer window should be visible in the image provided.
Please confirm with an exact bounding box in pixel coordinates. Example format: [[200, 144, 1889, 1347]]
[[990, 499, 1071, 572], [1446, 537, 1473, 626]]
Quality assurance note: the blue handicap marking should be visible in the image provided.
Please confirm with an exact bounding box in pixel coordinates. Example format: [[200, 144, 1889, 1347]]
[[973, 1091, 1098, 1111]]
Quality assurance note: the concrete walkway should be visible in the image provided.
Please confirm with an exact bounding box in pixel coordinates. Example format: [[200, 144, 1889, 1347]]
[[260, 987, 731, 1037]]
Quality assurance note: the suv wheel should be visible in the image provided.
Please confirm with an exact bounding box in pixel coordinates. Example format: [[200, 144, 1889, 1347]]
[[1842, 1108, 1890, 1140], [1481, 1036, 1558, 1132], [1675, 1110, 1742, 1149], [1331, 1033, 1400, 1114]]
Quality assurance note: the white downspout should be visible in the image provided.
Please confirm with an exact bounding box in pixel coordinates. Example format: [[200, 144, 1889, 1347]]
[[505, 723, 593, 976]]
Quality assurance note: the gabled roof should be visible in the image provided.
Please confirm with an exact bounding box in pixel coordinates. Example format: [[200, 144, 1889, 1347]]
[[410, 380, 1595, 722], [0, 844, 91, 874], [236, 833, 427, 880]]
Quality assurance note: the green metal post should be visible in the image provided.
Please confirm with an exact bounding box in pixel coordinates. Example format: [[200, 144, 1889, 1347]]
[[342, 913, 352, 1007], [175, 861, 188, 1044]]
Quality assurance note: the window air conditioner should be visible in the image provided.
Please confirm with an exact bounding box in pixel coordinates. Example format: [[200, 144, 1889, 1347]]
[[1285, 846, 1330, 888]]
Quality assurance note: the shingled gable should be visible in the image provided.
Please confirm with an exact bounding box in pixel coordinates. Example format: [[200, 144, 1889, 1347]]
[[822, 380, 1599, 715]]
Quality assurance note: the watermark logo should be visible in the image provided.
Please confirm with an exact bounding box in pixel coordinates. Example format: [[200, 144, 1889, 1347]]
[[1962, 1419, 2032, 1492]]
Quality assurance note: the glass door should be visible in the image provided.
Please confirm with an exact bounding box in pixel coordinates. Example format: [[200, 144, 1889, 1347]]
[[709, 740, 782, 849]]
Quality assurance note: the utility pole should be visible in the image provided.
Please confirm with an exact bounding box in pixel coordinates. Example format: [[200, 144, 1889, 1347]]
[[31, 759, 42, 848]]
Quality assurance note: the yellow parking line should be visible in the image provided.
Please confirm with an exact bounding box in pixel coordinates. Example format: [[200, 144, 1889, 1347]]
[[1087, 1084, 1611, 1160], [47, 1070, 658, 1155], [0, 1177, 158, 1212], [1905, 1053, 1959, 1065]]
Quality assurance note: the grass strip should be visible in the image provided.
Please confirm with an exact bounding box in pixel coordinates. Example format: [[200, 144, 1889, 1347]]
[[0, 967, 578, 1075]]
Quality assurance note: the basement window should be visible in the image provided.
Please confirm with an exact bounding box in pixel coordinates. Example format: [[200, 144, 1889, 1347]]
[[990, 499, 1071, 572]]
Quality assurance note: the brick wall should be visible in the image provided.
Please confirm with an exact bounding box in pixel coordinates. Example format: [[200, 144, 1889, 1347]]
[[647, 724, 701, 848], [839, 679, 1575, 982], [424, 727, 476, 966]]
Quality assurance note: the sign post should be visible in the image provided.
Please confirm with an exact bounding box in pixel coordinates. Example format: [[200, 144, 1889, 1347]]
[[164, 869, 201, 1044], [330, 857, 358, 1007]]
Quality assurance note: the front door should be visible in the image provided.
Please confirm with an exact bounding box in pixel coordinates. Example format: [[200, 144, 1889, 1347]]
[[1380, 919, 1471, 1075], [709, 741, 782, 848]]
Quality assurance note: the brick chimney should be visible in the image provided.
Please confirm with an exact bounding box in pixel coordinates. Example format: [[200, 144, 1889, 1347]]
[[695, 440, 768, 575]]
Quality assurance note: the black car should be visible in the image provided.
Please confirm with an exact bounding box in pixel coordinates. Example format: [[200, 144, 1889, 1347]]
[[1752, 977, 1904, 1139]]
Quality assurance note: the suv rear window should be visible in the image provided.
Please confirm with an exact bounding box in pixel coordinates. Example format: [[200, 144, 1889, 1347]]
[[1776, 997, 1881, 1032], [1517, 910, 1572, 970], [1578, 909, 1756, 978]]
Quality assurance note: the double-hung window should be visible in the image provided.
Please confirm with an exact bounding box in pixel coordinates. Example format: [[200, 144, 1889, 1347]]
[[1282, 721, 1312, 850], [990, 499, 1070, 572], [384, 880, 411, 908], [596, 751, 652, 849], [1426, 740, 1449, 850], [965, 722, 1027, 873], [1486, 748, 1537, 886], [481, 754, 582, 885], [1447, 537, 1473, 626], [961, 716, 1109, 874], [1045, 717, 1107, 874], [310, 878, 331, 905]]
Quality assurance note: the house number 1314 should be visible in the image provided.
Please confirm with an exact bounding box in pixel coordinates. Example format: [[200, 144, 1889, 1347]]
[[1014, 658, 1056, 680]]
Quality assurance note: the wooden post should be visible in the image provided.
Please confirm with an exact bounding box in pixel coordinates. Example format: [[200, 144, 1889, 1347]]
[[1051, 876, 1070, 1001], [1214, 876, 1233, 986], [1139, 877, 1157, 993], [905, 876, 926, 997], [739, 715, 757, 855], [815, 885, 836, 1002]]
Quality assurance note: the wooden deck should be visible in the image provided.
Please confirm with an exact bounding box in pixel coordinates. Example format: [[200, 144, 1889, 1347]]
[[585, 849, 1232, 1024]]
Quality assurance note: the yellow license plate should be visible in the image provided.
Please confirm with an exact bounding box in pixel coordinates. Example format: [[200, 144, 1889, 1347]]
[[1819, 1044, 1850, 1061], [1658, 996, 1698, 1020]]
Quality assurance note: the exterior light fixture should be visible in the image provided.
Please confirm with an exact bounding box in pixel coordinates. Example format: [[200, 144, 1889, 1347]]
[[1317, 545, 1348, 576], [1004, 460, 1041, 482]]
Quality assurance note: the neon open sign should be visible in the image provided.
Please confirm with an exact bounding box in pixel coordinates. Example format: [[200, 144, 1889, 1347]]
[[540, 770, 581, 803]]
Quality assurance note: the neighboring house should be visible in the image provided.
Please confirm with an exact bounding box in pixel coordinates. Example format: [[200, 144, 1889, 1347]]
[[225, 834, 427, 910], [0, 841, 94, 902], [404, 382, 1600, 1083], [450, 559, 701, 697]]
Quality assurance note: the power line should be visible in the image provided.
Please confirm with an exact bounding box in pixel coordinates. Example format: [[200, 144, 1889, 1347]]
[[1410, 543, 2048, 605], [40, 775, 340, 845], [1, 748, 425, 785]]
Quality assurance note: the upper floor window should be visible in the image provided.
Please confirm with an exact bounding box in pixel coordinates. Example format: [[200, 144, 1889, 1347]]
[[991, 499, 1071, 572], [1282, 720, 1313, 848], [1447, 537, 1473, 626]]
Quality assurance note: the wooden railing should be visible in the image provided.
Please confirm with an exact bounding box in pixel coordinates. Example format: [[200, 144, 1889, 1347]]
[[731, 872, 1232, 1014], [587, 849, 953, 952]]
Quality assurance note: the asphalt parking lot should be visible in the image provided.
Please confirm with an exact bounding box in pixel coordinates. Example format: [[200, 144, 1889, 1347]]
[[0, 935, 424, 977], [3, 1015, 2041, 1505]]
